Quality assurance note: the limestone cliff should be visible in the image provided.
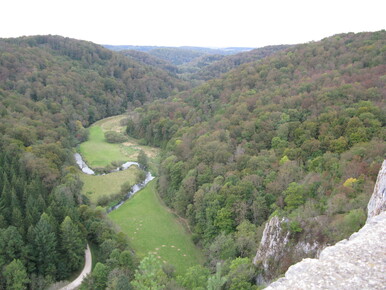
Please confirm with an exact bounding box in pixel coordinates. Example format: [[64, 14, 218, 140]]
[[253, 216, 290, 282], [264, 160, 386, 289], [367, 160, 386, 220], [253, 215, 326, 283]]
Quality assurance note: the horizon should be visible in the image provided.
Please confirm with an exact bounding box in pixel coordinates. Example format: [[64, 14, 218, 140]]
[[4, 30, 385, 51], [1, 0, 385, 48]]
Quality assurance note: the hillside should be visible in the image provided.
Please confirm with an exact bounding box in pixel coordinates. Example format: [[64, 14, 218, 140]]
[[188, 45, 292, 81], [120, 49, 179, 74], [104, 44, 254, 55], [125, 31, 386, 286], [117, 44, 290, 86], [0, 35, 187, 120], [0, 35, 187, 288]]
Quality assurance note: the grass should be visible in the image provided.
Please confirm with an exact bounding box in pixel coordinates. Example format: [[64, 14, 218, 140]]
[[79, 115, 202, 274], [80, 165, 139, 204], [109, 180, 204, 275], [79, 115, 159, 170], [79, 126, 128, 169]]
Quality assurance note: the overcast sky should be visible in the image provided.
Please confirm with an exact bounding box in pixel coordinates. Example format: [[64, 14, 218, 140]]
[[1, 0, 385, 47]]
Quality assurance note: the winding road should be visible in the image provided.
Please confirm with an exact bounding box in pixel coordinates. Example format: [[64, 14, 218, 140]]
[[60, 244, 92, 290], [60, 153, 152, 288], [62, 128, 154, 289]]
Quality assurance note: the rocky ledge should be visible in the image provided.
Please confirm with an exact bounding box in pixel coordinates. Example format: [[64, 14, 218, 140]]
[[266, 160, 386, 289], [266, 211, 386, 289]]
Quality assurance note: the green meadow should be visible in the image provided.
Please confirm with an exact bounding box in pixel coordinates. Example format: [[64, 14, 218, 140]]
[[109, 180, 204, 275], [79, 126, 129, 169], [79, 115, 159, 170], [80, 166, 139, 204], [78, 115, 202, 274]]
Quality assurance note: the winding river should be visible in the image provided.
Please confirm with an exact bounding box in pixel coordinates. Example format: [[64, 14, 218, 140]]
[[74, 153, 154, 212]]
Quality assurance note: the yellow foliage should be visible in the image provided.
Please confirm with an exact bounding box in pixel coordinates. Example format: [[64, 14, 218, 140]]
[[343, 177, 357, 187], [279, 155, 290, 165]]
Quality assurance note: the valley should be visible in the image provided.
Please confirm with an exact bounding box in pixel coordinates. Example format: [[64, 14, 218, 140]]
[[76, 114, 203, 276], [0, 31, 384, 289]]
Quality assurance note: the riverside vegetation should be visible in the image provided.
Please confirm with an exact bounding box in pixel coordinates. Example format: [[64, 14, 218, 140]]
[[0, 31, 385, 289], [76, 114, 203, 276]]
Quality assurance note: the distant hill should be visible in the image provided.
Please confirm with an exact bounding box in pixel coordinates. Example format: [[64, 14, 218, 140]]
[[119, 49, 179, 74], [107, 44, 289, 83], [0, 35, 188, 122], [104, 44, 254, 55], [104, 45, 253, 66], [185, 44, 293, 81]]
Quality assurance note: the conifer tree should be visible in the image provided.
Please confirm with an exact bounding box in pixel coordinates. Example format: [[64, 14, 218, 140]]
[[60, 216, 85, 274], [4, 259, 29, 290], [33, 213, 58, 277]]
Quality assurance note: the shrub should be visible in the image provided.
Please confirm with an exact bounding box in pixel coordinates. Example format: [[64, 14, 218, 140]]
[[104, 131, 127, 143]]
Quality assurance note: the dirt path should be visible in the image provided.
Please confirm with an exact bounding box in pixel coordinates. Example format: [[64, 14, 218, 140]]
[[60, 244, 92, 290]]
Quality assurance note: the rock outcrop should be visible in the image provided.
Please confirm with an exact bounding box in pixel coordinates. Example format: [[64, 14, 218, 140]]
[[253, 216, 290, 283], [253, 212, 329, 282], [253, 214, 327, 283], [367, 160, 386, 220], [265, 160, 386, 289]]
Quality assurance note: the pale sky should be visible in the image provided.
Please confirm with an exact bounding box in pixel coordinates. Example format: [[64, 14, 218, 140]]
[[1, 0, 385, 47]]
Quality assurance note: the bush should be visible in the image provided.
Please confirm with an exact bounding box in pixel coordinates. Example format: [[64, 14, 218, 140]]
[[104, 131, 127, 143]]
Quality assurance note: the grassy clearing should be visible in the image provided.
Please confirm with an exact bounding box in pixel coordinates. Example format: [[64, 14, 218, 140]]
[[79, 126, 127, 168], [80, 166, 139, 204], [79, 115, 159, 170], [80, 115, 202, 274], [109, 180, 204, 275]]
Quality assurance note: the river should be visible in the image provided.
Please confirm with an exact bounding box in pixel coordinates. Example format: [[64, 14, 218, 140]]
[[74, 153, 154, 212]]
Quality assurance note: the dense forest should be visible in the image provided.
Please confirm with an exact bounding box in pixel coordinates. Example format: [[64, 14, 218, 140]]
[[125, 31, 386, 284], [0, 31, 385, 289], [119, 45, 291, 84], [0, 35, 187, 289]]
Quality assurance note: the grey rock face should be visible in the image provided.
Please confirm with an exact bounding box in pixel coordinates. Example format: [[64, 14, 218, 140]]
[[253, 214, 326, 282], [253, 216, 290, 271], [367, 160, 386, 220]]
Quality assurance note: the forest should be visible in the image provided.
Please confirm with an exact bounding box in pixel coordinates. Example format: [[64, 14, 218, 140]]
[[125, 31, 386, 284], [0, 31, 385, 289]]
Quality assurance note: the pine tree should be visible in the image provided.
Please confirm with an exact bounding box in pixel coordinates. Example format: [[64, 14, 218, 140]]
[[0, 226, 25, 267], [60, 216, 85, 275], [4, 259, 29, 290], [33, 213, 58, 277], [0, 176, 12, 223]]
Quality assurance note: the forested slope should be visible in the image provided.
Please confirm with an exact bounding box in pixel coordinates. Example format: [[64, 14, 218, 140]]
[[0, 35, 186, 288], [126, 31, 386, 285], [188, 44, 292, 81], [120, 49, 179, 74], [120, 45, 290, 84]]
